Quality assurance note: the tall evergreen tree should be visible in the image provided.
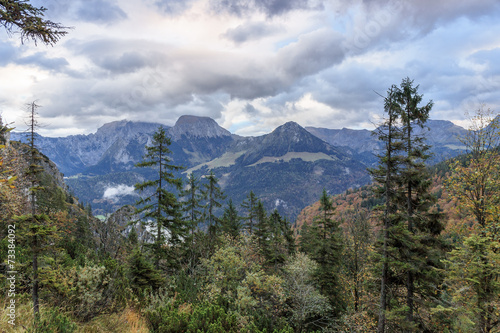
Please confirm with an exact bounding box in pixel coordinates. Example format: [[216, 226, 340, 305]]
[[267, 209, 294, 269], [241, 190, 258, 234], [15, 102, 57, 323], [369, 86, 405, 333], [202, 171, 225, 239], [221, 199, 241, 238], [134, 126, 185, 269], [254, 200, 270, 256], [396, 77, 445, 331], [181, 173, 204, 236], [371, 79, 446, 332], [299, 189, 345, 316]]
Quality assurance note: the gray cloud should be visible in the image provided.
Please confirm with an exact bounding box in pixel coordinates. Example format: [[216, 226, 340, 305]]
[[155, 0, 197, 15], [210, 0, 324, 17], [0, 41, 18, 66], [74, 0, 127, 24], [31, 0, 127, 24], [244, 103, 258, 115], [222, 22, 284, 44], [277, 29, 345, 81], [96, 52, 149, 74], [17, 52, 69, 72], [469, 48, 500, 75]]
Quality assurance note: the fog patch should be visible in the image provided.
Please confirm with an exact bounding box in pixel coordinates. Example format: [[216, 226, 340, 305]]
[[103, 184, 136, 202]]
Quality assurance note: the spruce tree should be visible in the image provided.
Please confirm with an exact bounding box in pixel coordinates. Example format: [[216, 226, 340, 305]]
[[15, 102, 57, 322], [396, 77, 445, 331], [202, 171, 225, 239], [370, 86, 405, 333], [371, 79, 446, 332], [221, 199, 241, 238], [299, 189, 345, 316], [134, 126, 185, 269], [241, 191, 258, 234], [267, 209, 293, 269], [254, 200, 270, 257], [181, 173, 204, 236]]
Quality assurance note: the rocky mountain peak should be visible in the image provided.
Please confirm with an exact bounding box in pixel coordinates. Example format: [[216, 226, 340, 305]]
[[273, 121, 303, 134], [269, 121, 319, 144], [95, 120, 161, 139], [169, 115, 231, 140]]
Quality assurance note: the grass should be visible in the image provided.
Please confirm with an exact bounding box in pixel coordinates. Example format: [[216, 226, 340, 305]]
[[184, 151, 247, 174], [248, 152, 334, 166], [0, 295, 149, 333]]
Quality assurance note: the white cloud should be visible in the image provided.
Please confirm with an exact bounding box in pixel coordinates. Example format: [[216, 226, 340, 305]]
[[103, 184, 136, 202]]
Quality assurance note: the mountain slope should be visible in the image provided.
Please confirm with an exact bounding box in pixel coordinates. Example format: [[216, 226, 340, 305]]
[[306, 120, 467, 166], [189, 121, 371, 219]]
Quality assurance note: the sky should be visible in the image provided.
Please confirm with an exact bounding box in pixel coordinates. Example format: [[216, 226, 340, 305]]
[[1, 0, 499, 137]]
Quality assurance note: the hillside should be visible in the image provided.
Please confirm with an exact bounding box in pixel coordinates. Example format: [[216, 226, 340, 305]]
[[294, 162, 475, 240]]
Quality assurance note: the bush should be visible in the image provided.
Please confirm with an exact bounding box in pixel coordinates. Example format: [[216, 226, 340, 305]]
[[27, 308, 77, 333], [143, 292, 239, 333]]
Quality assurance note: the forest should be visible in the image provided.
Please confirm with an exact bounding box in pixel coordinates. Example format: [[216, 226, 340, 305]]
[[1, 78, 499, 333]]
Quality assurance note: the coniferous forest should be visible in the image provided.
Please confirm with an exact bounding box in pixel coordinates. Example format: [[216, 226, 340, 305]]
[[1, 1, 500, 333], [1, 78, 499, 333]]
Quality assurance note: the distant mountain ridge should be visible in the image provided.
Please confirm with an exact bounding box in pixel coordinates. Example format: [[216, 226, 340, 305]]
[[306, 119, 467, 165], [10, 116, 469, 220]]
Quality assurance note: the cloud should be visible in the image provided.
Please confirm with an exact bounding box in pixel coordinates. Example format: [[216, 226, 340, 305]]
[[155, 0, 197, 15], [74, 0, 127, 23], [210, 0, 325, 17], [103, 184, 136, 202], [0, 41, 19, 66], [222, 22, 284, 44], [17, 52, 69, 72], [31, 0, 127, 24], [469, 48, 500, 75]]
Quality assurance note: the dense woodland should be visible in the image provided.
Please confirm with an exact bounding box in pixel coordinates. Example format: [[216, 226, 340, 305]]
[[1, 79, 499, 333]]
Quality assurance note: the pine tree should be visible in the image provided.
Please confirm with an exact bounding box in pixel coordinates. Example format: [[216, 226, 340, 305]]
[[254, 200, 270, 257], [128, 248, 164, 293], [396, 77, 446, 331], [369, 86, 405, 333], [181, 173, 204, 236], [221, 199, 241, 238], [202, 171, 225, 239], [134, 126, 185, 269], [267, 209, 293, 269], [371, 79, 446, 332], [15, 102, 57, 322], [241, 191, 258, 234], [300, 189, 345, 316]]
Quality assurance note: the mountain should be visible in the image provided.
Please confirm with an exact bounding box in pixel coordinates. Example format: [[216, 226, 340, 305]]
[[11, 120, 161, 176], [306, 119, 467, 166], [10, 116, 470, 221], [196, 121, 370, 219]]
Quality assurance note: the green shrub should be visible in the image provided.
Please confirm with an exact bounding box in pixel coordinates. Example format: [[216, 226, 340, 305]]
[[27, 308, 77, 333], [144, 294, 239, 333]]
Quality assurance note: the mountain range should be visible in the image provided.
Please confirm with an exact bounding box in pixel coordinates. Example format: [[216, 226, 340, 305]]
[[11, 116, 468, 220]]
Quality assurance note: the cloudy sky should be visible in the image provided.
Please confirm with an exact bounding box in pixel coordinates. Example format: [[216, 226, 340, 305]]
[[1, 0, 499, 137]]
